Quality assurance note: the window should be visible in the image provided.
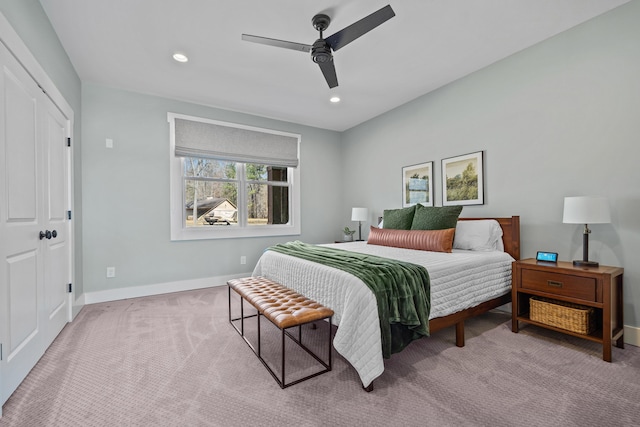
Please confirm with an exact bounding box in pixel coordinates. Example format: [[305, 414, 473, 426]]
[[183, 159, 290, 227], [169, 113, 300, 240]]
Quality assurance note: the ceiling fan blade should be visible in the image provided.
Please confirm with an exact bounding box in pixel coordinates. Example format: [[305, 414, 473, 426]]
[[242, 34, 312, 52], [325, 5, 395, 52], [318, 60, 338, 88]]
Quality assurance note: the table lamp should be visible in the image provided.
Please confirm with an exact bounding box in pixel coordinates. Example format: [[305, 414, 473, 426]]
[[562, 196, 610, 267], [351, 207, 368, 241]]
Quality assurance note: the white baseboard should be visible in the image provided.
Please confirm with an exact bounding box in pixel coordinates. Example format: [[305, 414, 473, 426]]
[[83, 272, 252, 305], [624, 325, 640, 347]]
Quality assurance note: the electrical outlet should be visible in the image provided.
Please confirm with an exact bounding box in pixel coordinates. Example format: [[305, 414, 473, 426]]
[[106, 267, 115, 278], [106, 138, 113, 148], [240, 256, 246, 265]]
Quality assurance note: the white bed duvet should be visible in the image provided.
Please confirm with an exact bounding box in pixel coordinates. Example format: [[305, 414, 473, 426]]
[[252, 241, 514, 388]]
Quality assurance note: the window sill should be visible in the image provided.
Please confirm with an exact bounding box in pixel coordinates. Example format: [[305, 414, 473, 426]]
[[170, 224, 301, 241]]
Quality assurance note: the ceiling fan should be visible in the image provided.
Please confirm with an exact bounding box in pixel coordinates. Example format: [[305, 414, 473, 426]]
[[242, 5, 395, 88]]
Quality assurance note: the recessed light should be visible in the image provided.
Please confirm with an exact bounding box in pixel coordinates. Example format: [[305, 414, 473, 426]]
[[173, 52, 189, 63], [330, 96, 341, 103]]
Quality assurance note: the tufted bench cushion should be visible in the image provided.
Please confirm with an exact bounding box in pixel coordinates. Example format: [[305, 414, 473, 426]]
[[228, 276, 334, 329], [227, 276, 334, 388]]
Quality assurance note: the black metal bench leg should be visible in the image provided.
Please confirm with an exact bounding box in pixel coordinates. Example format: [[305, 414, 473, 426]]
[[281, 328, 286, 388], [328, 317, 333, 370], [240, 293, 245, 336]]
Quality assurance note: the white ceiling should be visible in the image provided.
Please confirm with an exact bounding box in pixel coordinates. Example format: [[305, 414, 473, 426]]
[[39, 0, 628, 132]]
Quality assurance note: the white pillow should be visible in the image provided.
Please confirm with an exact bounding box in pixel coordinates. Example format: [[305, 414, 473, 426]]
[[453, 220, 504, 252]]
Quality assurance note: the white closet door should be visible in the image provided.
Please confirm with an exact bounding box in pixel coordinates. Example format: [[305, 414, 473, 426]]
[[42, 91, 70, 346], [0, 40, 71, 405], [0, 40, 47, 403]]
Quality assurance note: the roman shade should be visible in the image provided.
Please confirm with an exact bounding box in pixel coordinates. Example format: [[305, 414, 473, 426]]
[[174, 118, 299, 168]]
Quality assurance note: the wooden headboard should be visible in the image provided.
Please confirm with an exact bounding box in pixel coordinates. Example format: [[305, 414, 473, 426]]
[[458, 216, 521, 260]]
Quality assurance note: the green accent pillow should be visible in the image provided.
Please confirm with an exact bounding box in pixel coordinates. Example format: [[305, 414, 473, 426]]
[[382, 206, 416, 230], [411, 204, 463, 230]]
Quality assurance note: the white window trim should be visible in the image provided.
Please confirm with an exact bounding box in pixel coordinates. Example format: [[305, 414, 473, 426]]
[[168, 113, 301, 241]]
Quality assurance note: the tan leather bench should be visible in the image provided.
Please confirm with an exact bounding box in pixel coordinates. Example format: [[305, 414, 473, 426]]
[[227, 276, 334, 388]]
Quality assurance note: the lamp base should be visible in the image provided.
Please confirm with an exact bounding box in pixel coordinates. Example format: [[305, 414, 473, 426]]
[[573, 260, 599, 268]]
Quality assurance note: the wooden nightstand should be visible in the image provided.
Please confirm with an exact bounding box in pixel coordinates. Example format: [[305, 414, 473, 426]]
[[512, 258, 624, 362]]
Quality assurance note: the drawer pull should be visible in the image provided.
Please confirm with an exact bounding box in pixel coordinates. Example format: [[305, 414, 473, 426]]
[[547, 280, 563, 288]]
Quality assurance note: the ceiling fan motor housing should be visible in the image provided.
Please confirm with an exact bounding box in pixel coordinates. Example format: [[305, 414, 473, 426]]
[[311, 39, 333, 63]]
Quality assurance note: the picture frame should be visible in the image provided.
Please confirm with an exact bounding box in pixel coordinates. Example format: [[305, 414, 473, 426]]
[[402, 161, 433, 207], [442, 151, 484, 206]]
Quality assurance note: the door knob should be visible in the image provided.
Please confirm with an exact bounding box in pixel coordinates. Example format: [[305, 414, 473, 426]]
[[51, 230, 57, 238], [39, 230, 52, 240]]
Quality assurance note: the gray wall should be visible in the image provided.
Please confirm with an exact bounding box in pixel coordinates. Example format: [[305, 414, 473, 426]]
[[81, 83, 342, 293], [0, 0, 84, 297], [342, 2, 640, 327]]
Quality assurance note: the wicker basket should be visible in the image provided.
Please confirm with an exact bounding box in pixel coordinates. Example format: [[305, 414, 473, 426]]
[[529, 297, 596, 335]]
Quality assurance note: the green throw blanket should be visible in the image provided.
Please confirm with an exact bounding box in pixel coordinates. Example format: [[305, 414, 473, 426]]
[[267, 241, 431, 358]]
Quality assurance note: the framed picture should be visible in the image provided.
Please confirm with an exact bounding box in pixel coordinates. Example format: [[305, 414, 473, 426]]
[[402, 161, 433, 207], [442, 151, 484, 206]]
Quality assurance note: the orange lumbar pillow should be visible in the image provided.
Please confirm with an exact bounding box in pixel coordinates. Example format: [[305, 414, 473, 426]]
[[367, 226, 455, 253]]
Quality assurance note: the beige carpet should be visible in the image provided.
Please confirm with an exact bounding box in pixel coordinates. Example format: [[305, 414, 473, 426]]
[[1, 286, 639, 426]]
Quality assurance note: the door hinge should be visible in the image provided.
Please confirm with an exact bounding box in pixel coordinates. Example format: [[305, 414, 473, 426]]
[[67, 137, 71, 147], [67, 210, 72, 220], [68, 283, 73, 293], [1, 343, 3, 361]]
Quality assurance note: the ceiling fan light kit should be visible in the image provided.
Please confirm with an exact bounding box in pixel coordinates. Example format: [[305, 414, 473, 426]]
[[242, 5, 395, 88]]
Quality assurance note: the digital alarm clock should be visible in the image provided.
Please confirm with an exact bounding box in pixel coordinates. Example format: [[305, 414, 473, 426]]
[[536, 251, 558, 263]]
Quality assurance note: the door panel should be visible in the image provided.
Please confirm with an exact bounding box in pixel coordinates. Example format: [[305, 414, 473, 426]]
[[42, 98, 69, 343], [0, 42, 46, 402], [45, 241, 67, 321], [4, 60, 38, 221], [46, 107, 67, 221], [7, 251, 40, 355]]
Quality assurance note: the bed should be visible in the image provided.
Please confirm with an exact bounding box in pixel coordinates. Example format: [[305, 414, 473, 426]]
[[252, 216, 520, 390]]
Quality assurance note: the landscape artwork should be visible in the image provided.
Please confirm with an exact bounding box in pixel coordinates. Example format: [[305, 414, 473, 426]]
[[442, 151, 484, 206], [402, 161, 433, 207]]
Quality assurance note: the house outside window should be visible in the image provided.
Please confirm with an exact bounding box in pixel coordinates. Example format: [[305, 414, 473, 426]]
[[169, 113, 300, 240]]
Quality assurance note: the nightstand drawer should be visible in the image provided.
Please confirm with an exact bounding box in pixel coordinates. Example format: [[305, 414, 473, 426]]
[[521, 269, 597, 302]]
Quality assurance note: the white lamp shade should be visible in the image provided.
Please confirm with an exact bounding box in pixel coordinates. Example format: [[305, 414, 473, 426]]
[[563, 196, 611, 224], [351, 207, 369, 222]]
